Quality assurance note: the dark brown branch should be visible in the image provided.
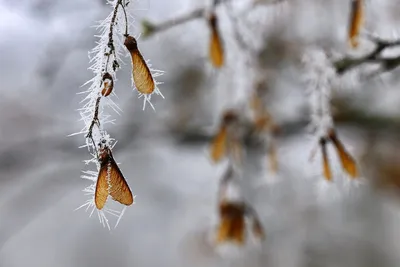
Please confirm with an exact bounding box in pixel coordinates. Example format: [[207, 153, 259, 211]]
[[334, 34, 400, 75]]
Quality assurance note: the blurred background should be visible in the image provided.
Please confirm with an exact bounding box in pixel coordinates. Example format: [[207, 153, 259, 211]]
[[1, 0, 400, 266]]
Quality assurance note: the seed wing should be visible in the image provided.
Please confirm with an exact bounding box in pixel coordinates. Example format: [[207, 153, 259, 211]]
[[131, 50, 155, 95], [209, 27, 224, 68], [95, 163, 110, 210], [107, 156, 134, 206], [210, 127, 227, 163]]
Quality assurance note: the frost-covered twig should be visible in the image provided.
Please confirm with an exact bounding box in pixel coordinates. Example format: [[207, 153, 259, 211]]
[[335, 34, 400, 74], [73, 0, 163, 229], [302, 48, 358, 183]]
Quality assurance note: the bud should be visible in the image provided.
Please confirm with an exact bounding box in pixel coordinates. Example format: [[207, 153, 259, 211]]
[[208, 13, 224, 68], [101, 72, 114, 97], [328, 129, 358, 178], [348, 0, 364, 48], [95, 146, 134, 210], [124, 35, 155, 94]]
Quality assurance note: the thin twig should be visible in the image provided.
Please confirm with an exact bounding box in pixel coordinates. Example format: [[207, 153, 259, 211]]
[[141, 0, 234, 38], [86, 0, 131, 157], [334, 34, 400, 74], [120, 0, 129, 36]]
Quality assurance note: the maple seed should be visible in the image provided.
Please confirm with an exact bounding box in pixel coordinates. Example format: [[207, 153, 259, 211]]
[[210, 111, 240, 163], [210, 126, 227, 163], [328, 129, 358, 178], [208, 13, 224, 68], [124, 35, 155, 94], [94, 146, 134, 210], [216, 202, 246, 245], [101, 72, 114, 97], [348, 0, 364, 48], [320, 137, 332, 181]]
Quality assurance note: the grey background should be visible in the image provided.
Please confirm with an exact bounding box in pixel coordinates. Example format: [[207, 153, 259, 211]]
[[1, 0, 400, 266]]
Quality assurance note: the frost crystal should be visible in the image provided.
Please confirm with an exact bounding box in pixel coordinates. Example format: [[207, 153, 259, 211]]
[[73, 0, 145, 229], [302, 48, 336, 139]]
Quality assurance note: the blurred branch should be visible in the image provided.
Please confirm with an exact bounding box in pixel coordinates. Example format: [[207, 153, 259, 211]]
[[141, 0, 286, 39], [174, 102, 400, 146], [334, 34, 400, 75], [141, 5, 212, 38]]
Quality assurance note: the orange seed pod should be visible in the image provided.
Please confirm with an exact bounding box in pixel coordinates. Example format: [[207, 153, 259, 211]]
[[210, 126, 228, 163], [124, 35, 155, 94], [95, 146, 134, 210], [208, 13, 224, 68], [328, 129, 358, 178], [348, 0, 364, 48], [216, 202, 246, 245]]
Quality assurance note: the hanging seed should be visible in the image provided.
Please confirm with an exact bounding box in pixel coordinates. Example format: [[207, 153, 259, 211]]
[[328, 129, 358, 178], [216, 202, 246, 245], [210, 111, 240, 163], [124, 35, 155, 94], [348, 0, 364, 48], [210, 126, 228, 163], [208, 13, 224, 68], [95, 146, 134, 210]]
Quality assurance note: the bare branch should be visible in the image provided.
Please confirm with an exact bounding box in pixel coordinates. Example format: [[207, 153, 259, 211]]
[[334, 34, 400, 75], [141, 0, 286, 38]]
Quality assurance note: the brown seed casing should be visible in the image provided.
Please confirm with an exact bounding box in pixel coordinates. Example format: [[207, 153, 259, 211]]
[[328, 129, 358, 178], [124, 35, 155, 94], [210, 110, 241, 163], [101, 72, 114, 97], [95, 147, 134, 210], [216, 202, 246, 244], [208, 13, 224, 68], [210, 126, 227, 163], [348, 0, 364, 48]]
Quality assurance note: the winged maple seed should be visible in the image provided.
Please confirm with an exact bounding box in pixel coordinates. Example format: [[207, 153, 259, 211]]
[[124, 35, 155, 95], [327, 129, 358, 178], [319, 137, 332, 181], [208, 12, 224, 68], [101, 72, 114, 97], [209, 110, 242, 164], [95, 145, 134, 210], [216, 201, 246, 245], [348, 0, 364, 48], [216, 201, 265, 245], [215, 166, 265, 245]]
